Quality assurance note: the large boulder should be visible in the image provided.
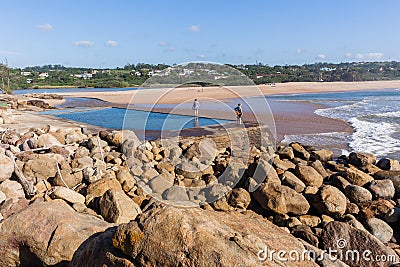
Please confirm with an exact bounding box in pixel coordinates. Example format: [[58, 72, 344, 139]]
[[70, 227, 136, 267], [0, 154, 14, 182], [290, 143, 310, 160], [99, 189, 142, 224], [373, 171, 400, 196], [311, 149, 333, 162], [281, 185, 310, 215], [341, 167, 373, 186], [22, 155, 58, 183], [320, 221, 398, 267], [281, 171, 306, 193], [312, 185, 347, 217], [36, 133, 62, 148], [51, 186, 85, 204], [85, 178, 122, 204], [51, 168, 83, 188], [344, 184, 373, 205], [348, 152, 376, 167], [226, 188, 251, 210], [376, 158, 400, 171], [295, 165, 323, 188], [0, 199, 112, 267], [0, 179, 25, 200], [365, 218, 393, 244], [253, 182, 287, 214], [108, 203, 318, 266], [368, 179, 395, 199]]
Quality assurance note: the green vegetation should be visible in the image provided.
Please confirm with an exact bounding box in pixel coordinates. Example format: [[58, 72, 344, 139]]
[[1, 61, 400, 91]]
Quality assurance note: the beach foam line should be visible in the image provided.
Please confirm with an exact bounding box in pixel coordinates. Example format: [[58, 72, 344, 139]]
[[348, 117, 400, 157]]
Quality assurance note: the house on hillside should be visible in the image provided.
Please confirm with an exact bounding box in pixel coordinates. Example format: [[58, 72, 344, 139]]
[[39, 72, 49, 79]]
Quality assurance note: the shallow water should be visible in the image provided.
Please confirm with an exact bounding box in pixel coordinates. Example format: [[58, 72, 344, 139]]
[[41, 107, 232, 134]]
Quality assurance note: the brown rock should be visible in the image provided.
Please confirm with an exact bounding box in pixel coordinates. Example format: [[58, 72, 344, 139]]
[[290, 143, 310, 160], [320, 221, 398, 267], [86, 178, 122, 204], [312, 185, 347, 217], [298, 215, 321, 228], [373, 171, 400, 196], [376, 158, 400, 171], [282, 185, 310, 215], [281, 171, 306, 193], [110, 203, 318, 267], [51, 186, 85, 204], [359, 199, 395, 220], [226, 188, 251, 209], [0, 153, 15, 182], [253, 181, 287, 214], [70, 227, 135, 267], [310, 160, 329, 178], [99, 189, 141, 224], [348, 152, 376, 167], [368, 179, 395, 199], [341, 167, 374, 186], [311, 149, 333, 162], [295, 165, 323, 188], [0, 199, 112, 267], [22, 155, 58, 183], [277, 146, 295, 160], [344, 184, 373, 204], [52, 168, 83, 188]]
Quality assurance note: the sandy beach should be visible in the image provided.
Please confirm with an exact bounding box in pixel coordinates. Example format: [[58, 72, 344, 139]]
[[59, 80, 400, 105]]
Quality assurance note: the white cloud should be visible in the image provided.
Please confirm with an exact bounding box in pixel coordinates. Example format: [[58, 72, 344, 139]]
[[0, 50, 21, 55], [197, 54, 205, 59], [105, 40, 118, 47], [356, 52, 384, 60], [159, 41, 169, 47], [37, 23, 54, 31], [187, 25, 201, 32], [345, 52, 353, 58], [316, 54, 326, 60], [296, 48, 305, 54], [344, 52, 384, 60], [74, 41, 94, 47]]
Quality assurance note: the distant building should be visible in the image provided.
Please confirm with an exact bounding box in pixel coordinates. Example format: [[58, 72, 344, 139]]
[[74, 72, 93, 79], [320, 67, 336, 71], [26, 78, 33, 84], [21, 71, 32, 76], [39, 72, 49, 79]]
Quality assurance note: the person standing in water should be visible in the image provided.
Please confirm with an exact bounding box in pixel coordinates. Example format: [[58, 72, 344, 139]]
[[192, 99, 200, 117], [234, 103, 242, 125]]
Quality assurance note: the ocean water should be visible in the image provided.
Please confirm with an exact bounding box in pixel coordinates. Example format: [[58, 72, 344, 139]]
[[271, 89, 400, 160]]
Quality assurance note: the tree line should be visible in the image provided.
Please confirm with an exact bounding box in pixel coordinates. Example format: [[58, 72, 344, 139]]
[[1, 60, 400, 91]]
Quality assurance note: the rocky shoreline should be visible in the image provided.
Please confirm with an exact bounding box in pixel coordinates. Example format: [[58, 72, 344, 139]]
[[0, 94, 400, 266]]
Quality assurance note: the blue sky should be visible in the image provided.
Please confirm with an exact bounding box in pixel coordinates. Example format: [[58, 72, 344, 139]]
[[0, 0, 399, 68]]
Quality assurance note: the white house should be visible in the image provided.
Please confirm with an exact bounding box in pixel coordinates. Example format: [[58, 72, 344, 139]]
[[39, 72, 49, 79], [21, 71, 32, 76]]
